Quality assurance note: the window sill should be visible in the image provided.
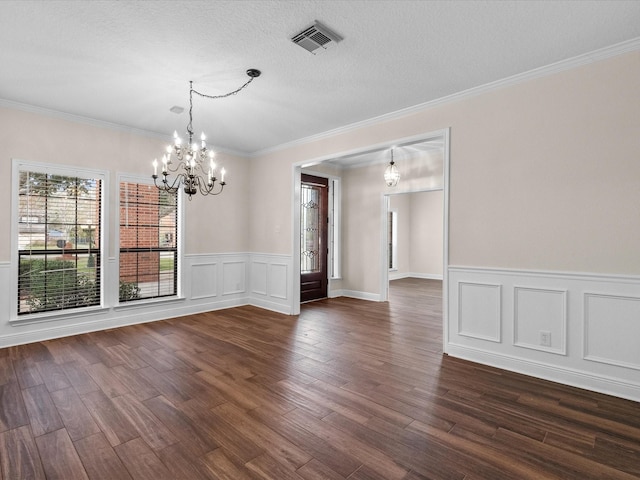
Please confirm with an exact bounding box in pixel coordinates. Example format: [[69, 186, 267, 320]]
[[10, 306, 110, 326], [113, 296, 186, 312]]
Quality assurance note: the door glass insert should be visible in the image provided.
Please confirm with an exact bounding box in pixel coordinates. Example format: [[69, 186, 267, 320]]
[[301, 184, 321, 274]]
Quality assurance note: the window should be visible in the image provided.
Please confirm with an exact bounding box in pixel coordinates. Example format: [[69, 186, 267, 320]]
[[16, 165, 102, 316], [329, 178, 341, 278], [119, 180, 178, 302], [388, 210, 398, 270]]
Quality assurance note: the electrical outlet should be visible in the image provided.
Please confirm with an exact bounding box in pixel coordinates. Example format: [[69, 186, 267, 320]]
[[540, 331, 552, 347]]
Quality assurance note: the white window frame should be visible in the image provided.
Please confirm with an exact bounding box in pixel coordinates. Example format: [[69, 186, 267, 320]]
[[115, 173, 185, 308], [329, 177, 342, 279], [388, 209, 398, 271], [10, 159, 108, 323]]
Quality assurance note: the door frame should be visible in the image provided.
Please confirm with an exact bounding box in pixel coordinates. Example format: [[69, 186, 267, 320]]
[[299, 173, 329, 302], [291, 128, 450, 355]]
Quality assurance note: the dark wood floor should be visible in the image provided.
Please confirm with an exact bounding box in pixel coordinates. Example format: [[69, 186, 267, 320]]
[[0, 278, 639, 479]]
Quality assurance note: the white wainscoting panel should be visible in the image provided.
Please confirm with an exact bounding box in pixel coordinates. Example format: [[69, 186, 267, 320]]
[[0, 262, 10, 326], [191, 262, 218, 300], [514, 286, 567, 355], [448, 266, 640, 402], [251, 261, 268, 296], [222, 261, 246, 295], [584, 293, 640, 371], [0, 252, 297, 348], [270, 263, 289, 300], [249, 254, 292, 314], [458, 282, 501, 342]]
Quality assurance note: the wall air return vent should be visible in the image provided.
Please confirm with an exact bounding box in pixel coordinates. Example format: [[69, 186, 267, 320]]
[[291, 21, 343, 55]]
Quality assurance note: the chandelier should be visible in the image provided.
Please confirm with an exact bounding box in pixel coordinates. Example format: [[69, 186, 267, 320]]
[[152, 69, 262, 199], [384, 148, 400, 187]]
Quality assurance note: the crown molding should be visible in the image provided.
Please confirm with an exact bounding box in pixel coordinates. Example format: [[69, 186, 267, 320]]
[[0, 98, 249, 159], [251, 36, 640, 158], [2, 36, 639, 161]]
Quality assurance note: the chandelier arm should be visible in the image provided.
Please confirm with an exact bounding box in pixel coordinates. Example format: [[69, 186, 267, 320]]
[[153, 173, 181, 194], [163, 159, 185, 174], [200, 181, 225, 196]]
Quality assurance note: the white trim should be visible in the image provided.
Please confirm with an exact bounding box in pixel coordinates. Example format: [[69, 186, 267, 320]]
[[250, 297, 292, 315], [389, 272, 443, 281], [332, 290, 382, 302], [10, 158, 109, 322], [449, 265, 640, 284], [446, 344, 640, 403], [291, 166, 302, 314], [250, 261, 269, 296], [457, 281, 502, 343], [0, 295, 249, 349], [252, 39, 640, 157], [389, 272, 444, 281], [2, 38, 639, 159], [189, 262, 219, 300], [115, 172, 184, 305], [298, 170, 342, 283], [221, 260, 246, 295], [583, 292, 640, 371], [441, 128, 451, 353], [268, 262, 289, 300], [113, 296, 186, 311], [380, 195, 390, 302], [513, 286, 567, 356], [448, 265, 640, 402]]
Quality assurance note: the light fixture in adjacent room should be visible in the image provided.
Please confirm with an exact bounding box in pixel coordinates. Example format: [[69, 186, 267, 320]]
[[153, 69, 262, 199], [384, 149, 400, 187]]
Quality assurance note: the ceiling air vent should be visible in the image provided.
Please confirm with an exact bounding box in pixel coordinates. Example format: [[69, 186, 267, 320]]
[[291, 21, 343, 54]]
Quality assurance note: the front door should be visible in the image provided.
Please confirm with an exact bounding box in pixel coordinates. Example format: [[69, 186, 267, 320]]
[[300, 174, 328, 302]]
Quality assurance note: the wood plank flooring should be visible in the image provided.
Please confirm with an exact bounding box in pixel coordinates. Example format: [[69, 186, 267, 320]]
[[0, 278, 639, 479]]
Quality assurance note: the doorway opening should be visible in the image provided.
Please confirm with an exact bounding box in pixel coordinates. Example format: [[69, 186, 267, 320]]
[[292, 129, 450, 354]]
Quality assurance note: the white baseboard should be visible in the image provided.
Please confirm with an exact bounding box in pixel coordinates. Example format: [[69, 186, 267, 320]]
[[250, 297, 293, 315], [389, 272, 443, 281], [447, 343, 640, 403], [0, 296, 249, 349], [333, 289, 382, 302]]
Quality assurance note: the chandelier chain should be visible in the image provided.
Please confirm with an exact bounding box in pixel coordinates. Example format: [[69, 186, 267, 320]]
[[191, 75, 257, 100], [187, 75, 258, 138]]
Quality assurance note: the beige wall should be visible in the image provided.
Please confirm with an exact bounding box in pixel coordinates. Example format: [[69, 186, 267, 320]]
[[410, 190, 443, 276], [250, 51, 640, 286], [390, 193, 411, 275], [389, 190, 444, 278], [2, 49, 639, 290], [0, 108, 250, 260]]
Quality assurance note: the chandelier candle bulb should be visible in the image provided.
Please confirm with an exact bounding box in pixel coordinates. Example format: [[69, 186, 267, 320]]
[[221, 168, 226, 183], [152, 159, 158, 176]]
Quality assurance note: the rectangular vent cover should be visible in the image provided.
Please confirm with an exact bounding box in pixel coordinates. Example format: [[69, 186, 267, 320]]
[[292, 21, 343, 54]]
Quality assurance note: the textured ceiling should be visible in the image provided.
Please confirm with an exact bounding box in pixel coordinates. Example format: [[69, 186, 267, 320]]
[[1, 0, 640, 155]]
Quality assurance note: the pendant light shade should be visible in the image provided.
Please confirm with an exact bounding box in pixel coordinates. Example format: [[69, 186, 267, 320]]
[[384, 149, 400, 187]]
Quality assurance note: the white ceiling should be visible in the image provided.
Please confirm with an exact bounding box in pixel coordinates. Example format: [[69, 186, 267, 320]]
[[1, 0, 640, 156]]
